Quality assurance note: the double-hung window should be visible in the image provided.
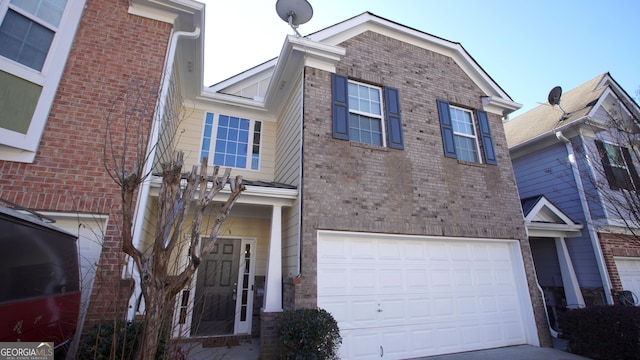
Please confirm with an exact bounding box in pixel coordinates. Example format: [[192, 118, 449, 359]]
[[331, 73, 404, 149], [0, 0, 85, 162], [200, 112, 262, 171], [348, 81, 384, 146], [437, 99, 497, 165], [595, 140, 640, 191], [0, 0, 65, 71]]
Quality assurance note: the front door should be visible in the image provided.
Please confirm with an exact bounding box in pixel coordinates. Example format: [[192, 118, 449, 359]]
[[192, 238, 241, 336]]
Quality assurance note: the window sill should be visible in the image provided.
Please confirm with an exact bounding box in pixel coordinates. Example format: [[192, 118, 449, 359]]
[[349, 141, 390, 152]]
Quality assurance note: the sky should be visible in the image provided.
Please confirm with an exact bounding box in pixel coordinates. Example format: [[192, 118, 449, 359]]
[[202, 0, 639, 116]]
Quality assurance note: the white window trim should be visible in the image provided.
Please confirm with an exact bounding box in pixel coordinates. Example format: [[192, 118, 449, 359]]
[[0, 0, 87, 162], [450, 105, 482, 163], [348, 80, 387, 147], [201, 112, 262, 171]]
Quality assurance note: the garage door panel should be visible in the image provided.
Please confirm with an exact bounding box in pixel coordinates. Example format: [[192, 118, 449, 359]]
[[318, 233, 533, 359], [615, 258, 640, 303]]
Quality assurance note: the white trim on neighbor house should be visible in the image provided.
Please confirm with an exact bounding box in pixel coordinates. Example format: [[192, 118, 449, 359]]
[[0, 0, 86, 162]]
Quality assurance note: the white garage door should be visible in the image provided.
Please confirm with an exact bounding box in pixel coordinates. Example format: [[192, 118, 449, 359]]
[[615, 257, 640, 305], [317, 231, 538, 360]]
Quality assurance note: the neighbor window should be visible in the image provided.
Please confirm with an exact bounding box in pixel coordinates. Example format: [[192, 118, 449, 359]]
[[437, 99, 497, 165], [0, 0, 66, 71], [200, 113, 262, 170], [596, 140, 640, 191], [331, 73, 404, 149], [0, 0, 84, 162]]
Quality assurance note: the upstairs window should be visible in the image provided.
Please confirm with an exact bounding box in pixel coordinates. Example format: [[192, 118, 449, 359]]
[[331, 73, 404, 149], [0, 0, 83, 162], [596, 140, 640, 191], [0, 0, 65, 71], [437, 99, 497, 165], [200, 113, 262, 171]]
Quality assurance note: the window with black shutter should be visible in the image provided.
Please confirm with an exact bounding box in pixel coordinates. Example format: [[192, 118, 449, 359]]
[[595, 140, 640, 191], [436, 99, 497, 165], [331, 73, 404, 149]]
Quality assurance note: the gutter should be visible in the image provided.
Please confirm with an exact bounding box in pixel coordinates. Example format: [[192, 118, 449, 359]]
[[555, 130, 614, 305], [126, 27, 201, 320]]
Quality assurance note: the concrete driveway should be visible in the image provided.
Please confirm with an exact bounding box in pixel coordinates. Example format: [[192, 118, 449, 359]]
[[414, 345, 590, 360]]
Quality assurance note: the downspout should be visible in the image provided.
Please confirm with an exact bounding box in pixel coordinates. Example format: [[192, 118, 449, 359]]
[[126, 27, 201, 320], [555, 131, 614, 305]]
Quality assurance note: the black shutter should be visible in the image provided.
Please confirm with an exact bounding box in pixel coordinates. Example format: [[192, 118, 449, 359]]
[[622, 147, 640, 191], [595, 140, 619, 190], [384, 87, 404, 150], [331, 73, 349, 140], [437, 99, 457, 158], [476, 110, 497, 165]]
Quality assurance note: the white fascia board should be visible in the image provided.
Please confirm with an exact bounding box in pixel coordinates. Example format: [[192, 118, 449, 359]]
[[483, 96, 522, 116], [524, 196, 577, 226], [208, 60, 278, 93], [308, 13, 514, 105], [526, 222, 583, 238], [128, 0, 203, 24], [149, 177, 297, 206]]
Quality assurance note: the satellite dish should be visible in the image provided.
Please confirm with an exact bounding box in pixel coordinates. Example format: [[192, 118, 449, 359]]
[[547, 86, 562, 106], [276, 0, 313, 36]]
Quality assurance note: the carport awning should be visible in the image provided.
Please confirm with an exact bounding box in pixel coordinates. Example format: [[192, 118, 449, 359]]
[[521, 195, 583, 238]]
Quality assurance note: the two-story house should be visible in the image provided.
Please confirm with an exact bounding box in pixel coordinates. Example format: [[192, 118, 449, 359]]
[[505, 73, 640, 333], [134, 11, 554, 359], [0, 0, 205, 353]]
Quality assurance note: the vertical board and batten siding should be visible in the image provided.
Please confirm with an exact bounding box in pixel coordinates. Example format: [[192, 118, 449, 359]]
[[512, 142, 603, 288], [274, 73, 303, 278]]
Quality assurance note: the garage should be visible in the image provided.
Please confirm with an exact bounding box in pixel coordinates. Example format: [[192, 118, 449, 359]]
[[614, 257, 640, 305], [317, 231, 539, 360]]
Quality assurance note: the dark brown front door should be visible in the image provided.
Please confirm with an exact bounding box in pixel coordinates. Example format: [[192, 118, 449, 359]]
[[192, 238, 240, 336]]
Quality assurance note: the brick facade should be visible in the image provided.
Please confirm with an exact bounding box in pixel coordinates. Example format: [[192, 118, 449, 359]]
[[599, 232, 640, 291], [296, 31, 551, 346], [0, 0, 171, 324]]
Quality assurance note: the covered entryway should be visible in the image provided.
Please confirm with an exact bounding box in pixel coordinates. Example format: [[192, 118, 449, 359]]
[[521, 195, 584, 334], [614, 257, 640, 305], [317, 231, 538, 360]]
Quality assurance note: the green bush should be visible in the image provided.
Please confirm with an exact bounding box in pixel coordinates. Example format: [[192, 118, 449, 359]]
[[76, 320, 183, 360], [277, 308, 342, 360], [559, 305, 640, 360]]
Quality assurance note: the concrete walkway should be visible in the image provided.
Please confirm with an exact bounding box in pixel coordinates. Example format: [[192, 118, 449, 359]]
[[414, 345, 590, 360], [184, 340, 590, 360]]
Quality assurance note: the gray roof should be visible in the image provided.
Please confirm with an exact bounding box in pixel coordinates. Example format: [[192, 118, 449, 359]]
[[504, 73, 609, 148]]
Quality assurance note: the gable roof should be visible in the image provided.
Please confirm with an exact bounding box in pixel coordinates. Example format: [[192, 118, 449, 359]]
[[504, 72, 640, 149], [521, 195, 582, 238], [203, 12, 521, 116]]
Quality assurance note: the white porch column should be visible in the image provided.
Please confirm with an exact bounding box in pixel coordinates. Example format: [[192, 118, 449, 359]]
[[263, 205, 283, 312], [554, 237, 586, 308]]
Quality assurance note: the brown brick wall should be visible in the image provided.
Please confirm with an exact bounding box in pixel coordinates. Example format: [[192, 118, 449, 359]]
[[599, 232, 640, 291], [297, 31, 551, 346], [0, 0, 171, 323]]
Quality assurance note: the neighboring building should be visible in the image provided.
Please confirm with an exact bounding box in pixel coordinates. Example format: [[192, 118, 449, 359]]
[[135, 11, 552, 359], [0, 0, 204, 353], [505, 73, 640, 333]]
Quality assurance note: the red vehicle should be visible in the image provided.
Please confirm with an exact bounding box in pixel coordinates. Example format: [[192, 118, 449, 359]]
[[0, 203, 80, 356]]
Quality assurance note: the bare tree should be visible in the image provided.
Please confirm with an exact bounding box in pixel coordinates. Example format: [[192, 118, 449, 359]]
[[102, 81, 245, 360], [571, 87, 640, 245]]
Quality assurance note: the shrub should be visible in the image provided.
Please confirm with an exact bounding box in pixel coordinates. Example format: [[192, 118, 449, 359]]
[[559, 305, 640, 360], [76, 320, 183, 360], [277, 308, 342, 360]]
